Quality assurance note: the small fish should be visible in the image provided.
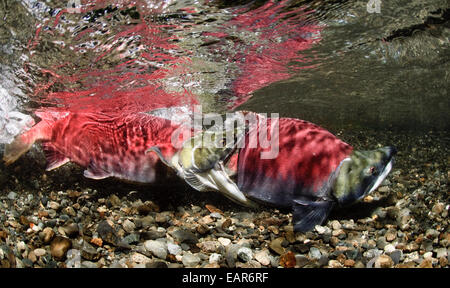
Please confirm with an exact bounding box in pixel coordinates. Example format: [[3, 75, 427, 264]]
[[3, 110, 190, 183], [152, 112, 396, 232]]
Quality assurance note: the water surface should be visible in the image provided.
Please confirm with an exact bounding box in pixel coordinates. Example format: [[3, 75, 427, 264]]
[[0, 0, 449, 139]]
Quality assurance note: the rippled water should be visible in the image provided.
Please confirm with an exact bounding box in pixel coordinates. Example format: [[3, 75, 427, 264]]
[[239, 0, 450, 131], [0, 0, 449, 143]]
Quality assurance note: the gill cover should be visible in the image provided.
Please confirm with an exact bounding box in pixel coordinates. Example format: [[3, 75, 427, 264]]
[[332, 146, 396, 206]]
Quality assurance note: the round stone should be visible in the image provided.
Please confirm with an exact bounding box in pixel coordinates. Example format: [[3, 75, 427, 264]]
[[167, 242, 182, 256], [122, 219, 135, 233], [182, 253, 201, 267], [218, 237, 231, 247], [255, 250, 271, 266], [144, 240, 168, 260], [237, 247, 253, 263], [50, 236, 72, 260], [209, 253, 222, 264], [33, 248, 46, 257]]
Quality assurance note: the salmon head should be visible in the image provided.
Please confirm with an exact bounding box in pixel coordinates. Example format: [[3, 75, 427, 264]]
[[288, 145, 396, 232], [147, 112, 258, 207], [332, 146, 396, 206]]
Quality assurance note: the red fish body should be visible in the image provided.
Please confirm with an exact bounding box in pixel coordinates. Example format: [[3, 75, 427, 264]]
[[4, 111, 189, 183], [220, 113, 394, 232], [232, 115, 353, 207], [154, 111, 395, 232]]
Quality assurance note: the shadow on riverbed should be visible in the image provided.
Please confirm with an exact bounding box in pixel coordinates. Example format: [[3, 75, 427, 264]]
[[328, 198, 393, 221]]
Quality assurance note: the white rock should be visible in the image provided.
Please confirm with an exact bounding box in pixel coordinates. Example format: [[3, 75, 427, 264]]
[[122, 219, 135, 233], [15, 258, 25, 268], [109, 261, 127, 268], [209, 253, 222, 264], [66, 249, 81, 268], [17, 241, 27, 252], [218, 237, 231, 246], [435, 248, 447, 259], [167, 242, 182, 256], [330, 220, 341, 230], [182, 253, 200, 267], [33, 248, 46, 257], [237, 247, 253, 262], [32, 224, 42, 232], [144, 240, 167, 259], [130, 252, 151, 264], [384, 244, 396, 254], [316, 225, 331, 235], [48, 201, 60, 210], [7, 192, 17, 200], [315, 225, 326, 234], [342, 220, 355, 230], [210, 212, 222, 219], [81, 261, 98, 268], [404, 251, 419, 262], [254, 250, 270, 266], [309, 247, 322, 260]]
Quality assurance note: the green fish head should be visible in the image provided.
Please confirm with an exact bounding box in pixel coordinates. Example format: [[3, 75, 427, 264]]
[[179, 125, 246, 172], [332, 146, 396, 206]]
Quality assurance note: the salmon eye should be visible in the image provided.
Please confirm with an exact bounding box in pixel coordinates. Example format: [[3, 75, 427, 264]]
[[369, 166, 376, 174]]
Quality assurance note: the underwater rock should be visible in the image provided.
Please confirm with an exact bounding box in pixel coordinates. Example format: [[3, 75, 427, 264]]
[[97, 220, 118, 245], [182, 253, 201, 268], [144, 240, 168, 260], [50, 236, 72, 260]]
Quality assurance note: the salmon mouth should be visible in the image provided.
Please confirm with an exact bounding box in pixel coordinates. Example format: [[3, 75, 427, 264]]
[[365, 146, 397, 196]]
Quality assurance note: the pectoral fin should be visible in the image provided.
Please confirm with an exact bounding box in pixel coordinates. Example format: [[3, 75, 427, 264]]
[[292, 199, 334, 232], [184, 170, 216, 192]]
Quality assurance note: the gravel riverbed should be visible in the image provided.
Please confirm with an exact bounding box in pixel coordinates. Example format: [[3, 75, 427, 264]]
[[0, 129, 448, 268]]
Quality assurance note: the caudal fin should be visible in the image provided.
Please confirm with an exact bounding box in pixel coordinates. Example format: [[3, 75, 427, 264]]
[[3, 119, 53, 165], [3, 134, 34, 165]]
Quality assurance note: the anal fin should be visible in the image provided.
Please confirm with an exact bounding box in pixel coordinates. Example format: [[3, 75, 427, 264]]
[[43, 144, 70, 171], [83, 161, 111, 180], [292, 199, 334, 232]]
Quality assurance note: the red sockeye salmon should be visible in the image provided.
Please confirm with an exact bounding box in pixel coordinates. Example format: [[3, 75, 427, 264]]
[[3, 110, 189, 183]]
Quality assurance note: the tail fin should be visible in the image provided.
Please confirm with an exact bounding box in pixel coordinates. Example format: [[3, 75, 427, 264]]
[[3, 133, 35, 165], [3, 119, 53, 165]]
